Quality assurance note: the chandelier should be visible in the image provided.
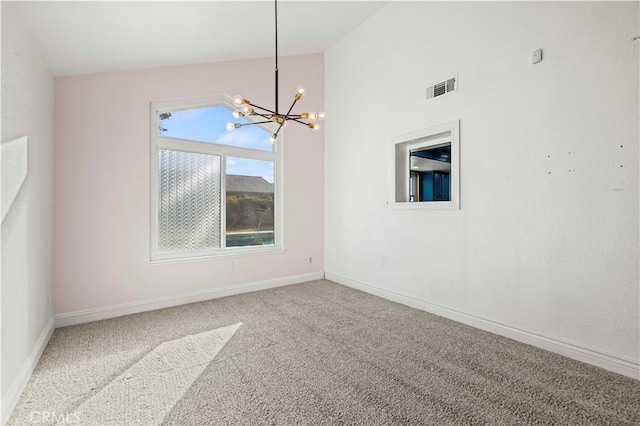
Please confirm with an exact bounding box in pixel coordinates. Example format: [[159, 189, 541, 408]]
[[225, 0, 324, 143]]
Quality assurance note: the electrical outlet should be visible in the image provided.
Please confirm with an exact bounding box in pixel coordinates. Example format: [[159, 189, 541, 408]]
[[308, 257, 313, 263]]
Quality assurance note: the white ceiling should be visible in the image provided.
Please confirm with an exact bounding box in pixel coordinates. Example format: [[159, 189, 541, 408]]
[[15, 1, 388, 76], [410, 157, 451, 173]]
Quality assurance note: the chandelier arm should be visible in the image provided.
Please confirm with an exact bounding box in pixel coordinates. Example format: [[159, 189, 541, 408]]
[[237, 121, 272, 127], [286, 117, 311, 125], [273, 123, 284, 139], [248, 103, 277, 115], [250, 111, 273, 120], [284, 97, 298, 118]]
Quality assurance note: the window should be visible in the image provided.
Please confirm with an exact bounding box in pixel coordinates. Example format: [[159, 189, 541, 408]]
[[150, 95, 282, 261], [225, 158, 274, 248], [391, 120, 460, 210]]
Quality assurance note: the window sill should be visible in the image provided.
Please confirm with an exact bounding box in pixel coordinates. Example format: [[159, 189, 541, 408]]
[[149, 246, 286, 265], [389, 201, 460, 210]]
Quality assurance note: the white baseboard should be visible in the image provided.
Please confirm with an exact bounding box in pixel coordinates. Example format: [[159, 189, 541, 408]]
[[326, 272, 639, 381], [1, 317, 55, 425], [55, 271, 325, 328]]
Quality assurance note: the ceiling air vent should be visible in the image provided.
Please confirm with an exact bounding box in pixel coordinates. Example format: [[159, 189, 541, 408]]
[[426, 77, 456, 100]]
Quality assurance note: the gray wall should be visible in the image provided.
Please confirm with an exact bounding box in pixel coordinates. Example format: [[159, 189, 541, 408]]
[[1, 2, 55, 419]]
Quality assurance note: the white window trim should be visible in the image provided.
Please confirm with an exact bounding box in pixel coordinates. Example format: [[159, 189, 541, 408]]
[[389, 120, 460, 210], [149, 94, 284, 262]]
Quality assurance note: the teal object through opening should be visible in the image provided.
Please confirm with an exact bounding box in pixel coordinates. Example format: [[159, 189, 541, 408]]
[[226, 232, 275, 247]]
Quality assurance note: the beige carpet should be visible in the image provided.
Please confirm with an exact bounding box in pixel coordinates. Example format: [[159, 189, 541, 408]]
[[8, 280, 640, 425]]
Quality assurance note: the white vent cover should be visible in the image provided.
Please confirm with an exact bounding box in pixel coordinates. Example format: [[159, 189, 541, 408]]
[[426, 77, 456, 100]]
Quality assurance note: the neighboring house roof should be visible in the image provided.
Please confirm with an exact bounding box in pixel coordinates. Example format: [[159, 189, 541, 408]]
[[226, 175, 274, 194]]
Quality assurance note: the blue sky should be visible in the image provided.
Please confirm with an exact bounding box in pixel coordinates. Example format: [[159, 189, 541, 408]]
[[160, 106, 274, 183]]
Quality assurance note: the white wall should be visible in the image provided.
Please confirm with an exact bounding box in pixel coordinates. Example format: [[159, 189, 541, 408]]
[[325, 2, 639, 376], [54, 55, 324, 316], [1, 2, 55, 420]]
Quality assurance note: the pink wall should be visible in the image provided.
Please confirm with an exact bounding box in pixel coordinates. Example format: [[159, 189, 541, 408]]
[[54, 54, 324, 314]]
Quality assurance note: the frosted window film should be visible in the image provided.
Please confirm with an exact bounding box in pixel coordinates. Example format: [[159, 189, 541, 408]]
[[158, 149, 221, 252]]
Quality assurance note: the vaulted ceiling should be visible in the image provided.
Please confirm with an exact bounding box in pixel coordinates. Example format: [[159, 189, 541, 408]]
[[14, 1, 388, 76]]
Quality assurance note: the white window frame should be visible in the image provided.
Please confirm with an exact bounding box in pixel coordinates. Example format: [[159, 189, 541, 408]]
[[390, 120, 460, 210], [150, 94, 284, 262]]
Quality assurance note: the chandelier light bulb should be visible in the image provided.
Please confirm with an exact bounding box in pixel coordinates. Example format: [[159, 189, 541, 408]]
[[318, 112, 325, 121], [241, 105, 253, 114], [232, 111, 242, 118], [308, 123, 320, 131], [232, 95, 244, 107], [225, 122, 236, 132], [294, 86, 306, 101], [307, 112, 318, 122], [270, 134, 277, 143]]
